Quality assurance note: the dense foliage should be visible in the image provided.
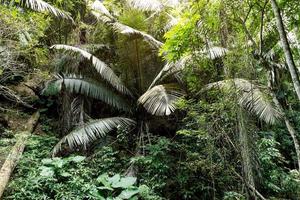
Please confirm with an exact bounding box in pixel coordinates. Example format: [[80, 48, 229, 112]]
[[1, 0, 300, 199]]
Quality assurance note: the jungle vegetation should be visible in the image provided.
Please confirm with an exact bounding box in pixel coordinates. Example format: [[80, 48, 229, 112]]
[[1, 0, 300, 199]]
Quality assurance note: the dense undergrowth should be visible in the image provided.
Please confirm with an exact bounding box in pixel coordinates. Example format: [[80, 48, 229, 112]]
[[1, 0, 300, 199]]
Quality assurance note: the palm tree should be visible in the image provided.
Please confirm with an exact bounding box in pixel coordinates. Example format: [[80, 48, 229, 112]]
[[44, 44, 184, 156]]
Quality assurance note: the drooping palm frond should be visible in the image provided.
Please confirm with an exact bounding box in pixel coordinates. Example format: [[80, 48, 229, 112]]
[[164, 13, 179, 31], [148, 57, 187, 89], [127, 0, 179, 12], [43, 76, 131, 111], [51, 45, 132, 96], [127, 0, 163, 12], [1, 0, 74, 22], [52, 117, 136, 156], [112, 22, 163, 49], [138, 84, 184, 116], [206, 46, 228, 60], [91, 0, 114, 18], [150, 47, 228, 89], [91, 1, 163, 49], [204, 78, 282, 124]]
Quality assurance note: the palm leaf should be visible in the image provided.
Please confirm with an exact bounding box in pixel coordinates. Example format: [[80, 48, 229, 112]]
[[204, 78, 282, 124], [1, 0, 74, 22], [127, 0, 179, 12], [138, 84, 184, 116], [91, 1, 163, 49], [127, 0, 163, 12], [206, 46, 228, 60], [51, 45, 132, 96], [44, 76, 131, 111], [149, 56, 189, 89], [52, 117, 136, 156]]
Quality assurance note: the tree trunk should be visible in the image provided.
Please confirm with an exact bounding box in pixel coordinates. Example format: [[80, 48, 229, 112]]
[[270, 92, 300, 170], [270, 0, 300, 101], [0, 112, 40, 198], [237, 108, 256, 197], [267, 66, 300, 170]]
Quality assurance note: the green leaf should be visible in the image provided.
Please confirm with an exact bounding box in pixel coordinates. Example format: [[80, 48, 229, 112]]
[[118, 188, 139, 199], [51, 157, 65, 168], [98, 186, 114, 191], [112, 177, 137, 188], [41, 158, 53, 165], [97, 173, 111, 188], [108, 174, 120, 185], [70, 156, 85, 163], [40, 166, 54, 177]]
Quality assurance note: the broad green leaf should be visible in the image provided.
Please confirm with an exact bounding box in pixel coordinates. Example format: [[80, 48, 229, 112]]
[[108, 174, 121, 185], [112, 177, 137, 188], [97, 173, 111, 187], [118, 188, 139, 199]]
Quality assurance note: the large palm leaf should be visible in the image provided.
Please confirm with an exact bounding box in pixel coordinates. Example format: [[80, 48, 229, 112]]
[[127, 0, 179, 12], [44, 76, 131, 111], [51, 45, 132, 96], [204, 78, 282, 124], [91, 0, 163, 49], [149, 57, 187, 89], [52, 117, 136, 156], [1, 0, 73, 22], [138, 84, 184, 116]]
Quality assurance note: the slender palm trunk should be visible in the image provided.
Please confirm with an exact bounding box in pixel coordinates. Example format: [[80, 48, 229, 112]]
[[270, 0, 300, 101], [267, 69, 300, 170]]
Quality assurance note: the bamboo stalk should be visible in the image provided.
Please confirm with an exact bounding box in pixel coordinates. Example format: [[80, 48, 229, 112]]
[[0, 111, 40, 198]]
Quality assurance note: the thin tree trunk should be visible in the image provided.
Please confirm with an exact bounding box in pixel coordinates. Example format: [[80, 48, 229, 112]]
[[237, 108, 256, 197], [0, 112, 40, 198], [267, 67, 300, 170], [270, 0, 300, 101], [270, 92, 300, 170]]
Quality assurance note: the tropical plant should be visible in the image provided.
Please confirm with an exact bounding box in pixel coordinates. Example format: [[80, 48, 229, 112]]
[[45, 44, 184, 156]]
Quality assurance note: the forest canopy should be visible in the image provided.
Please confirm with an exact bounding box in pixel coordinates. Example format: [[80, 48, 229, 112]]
[[0, 0, 300, 199]]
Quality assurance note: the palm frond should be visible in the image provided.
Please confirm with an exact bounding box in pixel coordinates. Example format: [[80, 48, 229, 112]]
[[206, 46, 228, 60], [138, 84, 184, 116], [44, 76, 131, 111], [2, 0, 74, 22], [204, 78, 282, 124], [149, 56, 188, 89], [127, 0, 179, 12], [52, 117, 136, 156], [90, 1, 163, 49], [112, 22, 163, 49], [51, 45, 132, 96], [127, 0, 164, 12], [91, 0, 114, 18]]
